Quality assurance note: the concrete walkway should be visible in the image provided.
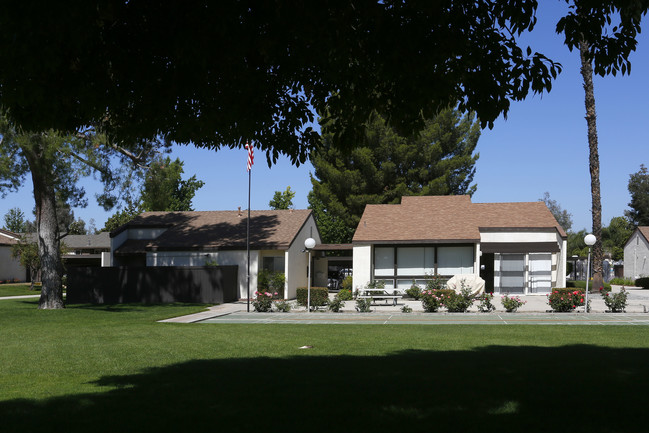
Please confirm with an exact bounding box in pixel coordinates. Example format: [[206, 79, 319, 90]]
[[164, 287, 649, 324]]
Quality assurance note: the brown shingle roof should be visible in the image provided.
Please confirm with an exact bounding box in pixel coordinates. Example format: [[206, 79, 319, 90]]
[[113, 209, 313, 253], [0, 229, 20, 245], [352, 195, 566, 243], [637, 227, 649, 243]]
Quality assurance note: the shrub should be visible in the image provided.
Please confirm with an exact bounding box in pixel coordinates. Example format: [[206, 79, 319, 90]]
[[610, 277, 635, 286], [401, 305, 413, 313], [327, 297, 345, 312], [425, 274, 445, 291], [420, 289, 454, 312], [252, 291, 275, 312], [341, 275, 353, 291], [500, 294, 526, 312], [444, 285, 475, 312], [356, 298, 372, 312], [476, 292, 496, 312], [258, 269, 286, 298], [567, 280, 611, 291], [600, 287, 628, 312], [274, 299, 292, 312], [337, 288, 353, 301], [635, 277, 649, 289], [547, 288, 585, 312], [296, 287, 329, 308], [405, 283, 422, 300]]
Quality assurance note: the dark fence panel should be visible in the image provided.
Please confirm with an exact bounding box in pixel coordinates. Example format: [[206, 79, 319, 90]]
[[67, 266, 238, 304]]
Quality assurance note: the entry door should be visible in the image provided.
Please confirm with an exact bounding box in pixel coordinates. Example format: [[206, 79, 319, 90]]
[[499, 254, 525, 294], [480, 253, 495, 293], [528, 253, 552, 293]]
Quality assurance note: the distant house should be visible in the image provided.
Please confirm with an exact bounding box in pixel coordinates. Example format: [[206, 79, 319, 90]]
[[624, 227, 649, 280], [110, 209, 321, 299], [61, 232, 111, 267], [0, 229, 25, 282], [352, 195, 567, 294]]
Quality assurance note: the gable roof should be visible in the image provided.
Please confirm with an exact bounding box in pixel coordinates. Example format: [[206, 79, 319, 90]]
[[61, 232, 111, 249], [352, 195, 566, 243], [112, 209, 314, 253], [625, 226, 649, 247]]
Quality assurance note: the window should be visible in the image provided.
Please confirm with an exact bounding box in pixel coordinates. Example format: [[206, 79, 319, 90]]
[[397, 247, 434, 276], [499, 254, 525, 294], [374, 247, 394, 276], [437, 246, 473, 275], [262, 256, 285, 273]]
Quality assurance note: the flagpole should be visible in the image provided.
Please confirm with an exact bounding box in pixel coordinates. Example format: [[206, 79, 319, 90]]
[[247, 165, 251, 312]]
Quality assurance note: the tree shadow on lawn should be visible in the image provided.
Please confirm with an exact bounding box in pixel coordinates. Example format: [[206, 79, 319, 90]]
[[3, 344, 646, 433]]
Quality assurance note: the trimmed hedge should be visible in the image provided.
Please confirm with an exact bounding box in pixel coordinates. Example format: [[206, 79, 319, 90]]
[[636, 278, 649, 289], [296, 287, 329, 307], [566, 280, 611, 291]]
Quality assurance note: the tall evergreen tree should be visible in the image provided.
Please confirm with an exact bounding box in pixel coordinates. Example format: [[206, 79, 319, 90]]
[[540, 192, 573, 232], [309, 109, 480, 244], [626, 164, 649, 226], [2, 207, 27, 233]]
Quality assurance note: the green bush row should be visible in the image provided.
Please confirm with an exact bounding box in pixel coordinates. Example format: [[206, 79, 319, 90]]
[[636, 278, 649, 289], [296, 287, 329, 307]]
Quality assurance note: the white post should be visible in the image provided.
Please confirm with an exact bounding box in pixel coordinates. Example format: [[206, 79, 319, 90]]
[[307, 250, 312, 313], [585, 247, 591, 313]]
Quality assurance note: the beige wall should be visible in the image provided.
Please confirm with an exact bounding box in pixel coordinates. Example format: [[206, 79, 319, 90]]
[[625, 231, 649, 279], [285, 215, 321, 299], [352, 244, 372, 291]]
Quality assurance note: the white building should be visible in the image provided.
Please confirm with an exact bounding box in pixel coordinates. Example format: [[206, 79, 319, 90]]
[[110, 209, 321, 299], [624, 227, 649, 280], [352, 196, 567, 295]]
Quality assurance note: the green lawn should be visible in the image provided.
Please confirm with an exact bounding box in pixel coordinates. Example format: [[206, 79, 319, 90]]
[[0, 282, 41, 297], [2, 299, 649, 432]]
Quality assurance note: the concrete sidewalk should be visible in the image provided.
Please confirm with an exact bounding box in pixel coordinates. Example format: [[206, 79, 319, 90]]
[[164, 287, 649, 323]]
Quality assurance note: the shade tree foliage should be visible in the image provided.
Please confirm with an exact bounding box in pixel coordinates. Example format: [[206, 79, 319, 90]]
[[626, 164, 649, 226]]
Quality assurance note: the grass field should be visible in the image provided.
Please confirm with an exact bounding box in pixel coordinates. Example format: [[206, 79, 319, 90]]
[[0, 283, 41, 297], [2, 298, 649, 433]]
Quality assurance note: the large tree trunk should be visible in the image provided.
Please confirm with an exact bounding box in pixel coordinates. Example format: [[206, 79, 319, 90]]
[[22, 139, 65, 309], [579, 40, 604, 291]]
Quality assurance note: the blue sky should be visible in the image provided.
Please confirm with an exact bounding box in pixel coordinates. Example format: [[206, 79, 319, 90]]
[[1, 2, 647, 233]]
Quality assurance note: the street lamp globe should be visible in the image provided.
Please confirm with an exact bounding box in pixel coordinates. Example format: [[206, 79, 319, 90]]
[[304, 238, 316, 250], [584, 233, 596, 246]]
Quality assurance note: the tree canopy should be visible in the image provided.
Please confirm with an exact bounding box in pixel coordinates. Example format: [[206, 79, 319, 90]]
[[0, 1, 562, 164], [309, 108, 480, 244], [269, 187, 296, 210], [540, 192, 573, 233], [2, 207, 27, 233], [626, 164, 649, 226], [141, 156, 205, 212]]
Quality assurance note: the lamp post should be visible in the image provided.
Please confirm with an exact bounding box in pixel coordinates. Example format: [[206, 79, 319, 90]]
[[584, 234, 596, 313], [304, 238, 316, 313]]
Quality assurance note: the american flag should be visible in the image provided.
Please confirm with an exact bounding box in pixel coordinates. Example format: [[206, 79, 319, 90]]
[[245, 141, 254, 171]]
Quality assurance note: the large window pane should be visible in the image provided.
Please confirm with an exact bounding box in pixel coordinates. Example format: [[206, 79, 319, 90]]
[[374, 247, 394, 276], [397, 247, 434, 276], [437, 246, 474, 275], [499, 254, 525, 293]]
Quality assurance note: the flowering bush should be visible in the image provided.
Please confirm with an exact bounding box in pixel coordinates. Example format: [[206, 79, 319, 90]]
[[500, 294, 526, 312], [420, 290, 444, 312], [444, 285, 475, 312], [476, 292, 496, 312], [252, 290, 275, 312], [337, 288, 353, 301], [600, 287, 628, 312], [547, 288, 585, 312]]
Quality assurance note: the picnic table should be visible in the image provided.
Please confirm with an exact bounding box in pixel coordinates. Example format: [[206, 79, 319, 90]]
[[357, 288, 403, 306]]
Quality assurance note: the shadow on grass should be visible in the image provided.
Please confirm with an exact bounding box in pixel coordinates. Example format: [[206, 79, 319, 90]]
[[2, 345, 647, 433]]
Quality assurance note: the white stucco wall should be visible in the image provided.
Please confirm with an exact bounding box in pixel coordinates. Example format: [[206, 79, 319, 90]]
[[353, 244, 372, 291], [146, 250, 257, 299], [480, 231, 559, 243], [285, 215, 321, 299], [0, 246, 25, 281], [624, 231, 649, 279]]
